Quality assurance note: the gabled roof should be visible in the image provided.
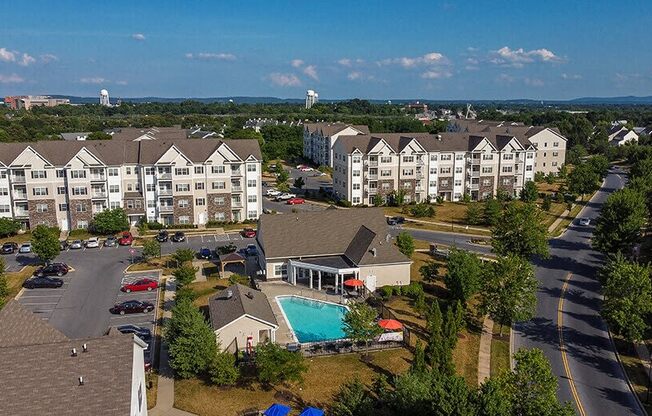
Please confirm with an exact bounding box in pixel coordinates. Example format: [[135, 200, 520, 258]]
[[304, 122, 370, 136], [208, 284, 278, 331]]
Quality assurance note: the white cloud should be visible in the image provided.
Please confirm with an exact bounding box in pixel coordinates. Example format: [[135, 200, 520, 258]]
[[268, 73, 301, 87], [303, 65, 318, 81], [347, 71, 362, 80], [524, 77, 545, 87], [496, 73, 515, 84], [0, 73, 24, 84], [0, 48, 16, 62], [186, 52, 236, 61], [115, 80, 128, 85], [421, 70, 452, 79], [40, 54, 59, 63], [378, 52, 447, 68], [18, 53, 35, 66], [561, 73, 582, 80], [131, 33, 146, 41], [0, 47, 38, 66], [80, 77, 106, 84], [291, 59, 304, 68], [490, 46, 562, 67], [338, 58, 352, 67]]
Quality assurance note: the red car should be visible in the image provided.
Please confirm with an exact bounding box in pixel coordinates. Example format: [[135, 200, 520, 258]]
[[242, 228, 256, 238], [287, 197, 305, 205], [121, 278, 159, 293], [118, 232, 133, 246]]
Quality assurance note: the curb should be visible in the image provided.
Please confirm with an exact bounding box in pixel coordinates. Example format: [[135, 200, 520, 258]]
[[607, 329, 647, 415], [14, 287, 25, 300]]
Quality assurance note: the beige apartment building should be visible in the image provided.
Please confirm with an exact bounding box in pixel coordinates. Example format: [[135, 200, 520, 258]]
[[332, 132, 538, 205], [0, 139, 262, 231], [448, 120, 567, 175], [303, 122, 370, 167]]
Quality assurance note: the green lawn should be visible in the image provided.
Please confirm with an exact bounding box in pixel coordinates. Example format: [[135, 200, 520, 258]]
[[490, 322, 510, 377]]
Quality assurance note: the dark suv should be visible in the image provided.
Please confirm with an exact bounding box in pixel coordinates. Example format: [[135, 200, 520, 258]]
[[36, 263, 69, 277], [1, 242, 18, 254], [156, 230, 169, 242], [171, 231, 185, 242]]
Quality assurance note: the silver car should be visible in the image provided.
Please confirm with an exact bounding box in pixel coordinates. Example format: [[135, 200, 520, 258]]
[[70, 240, 83, 249], [18, 242, 32, 253], [578, 218, 591, 226]]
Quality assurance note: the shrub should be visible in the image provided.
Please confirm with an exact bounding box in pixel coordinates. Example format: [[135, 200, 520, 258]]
[[68, 228, 89, 237], [208, 351, 239, 386], [379, 286, 394, 300], [410, 203, 435, 218], [146, 221, 164, 230], [337, 199, 353, 207], [0, 218, 21, 238], [402, 282, 424, 299], [228, 274, 250, 286], [173, 265, 197, 286]]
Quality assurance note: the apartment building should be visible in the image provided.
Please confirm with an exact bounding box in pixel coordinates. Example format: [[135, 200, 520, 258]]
[[303, 122, 370, 167], [0, 139, 262, 231], [331, 132, 537, 204], [449, 119, 567, 175]]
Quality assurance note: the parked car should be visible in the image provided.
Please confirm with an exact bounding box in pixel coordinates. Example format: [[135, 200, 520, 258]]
[[578, 217, 591, 226], [18, 242, 32, 253], [36, 262, 69, 277], [110, 300, 155, 315], [121, 278, 159, 293], [198, 247, 212, 259], [266, 189, 281, 197], [155, 230, 169, 242], [116, 324, 152, 343], [171, 231, 186, 242], [69, 240, 83, 250], [23, 276, 64, 289], [104, 236, 117, 247], [299, 166, 313, 172], [387, 216, 406, 226], [1, 242, 18, 254], [85, 237, 100, 248], [276, 193, 296, 201], [217, 243, 237, 255], [118, 232, 133, 246], [59, 240, 70, 251], [245, 244, 258, 257], [287, 197, 305, 205], [242, 228, 256, 238]]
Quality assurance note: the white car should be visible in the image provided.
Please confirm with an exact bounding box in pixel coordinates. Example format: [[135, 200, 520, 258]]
[[18, 242, 32, 253], [85, 237, 100, 248], [276, 193, 296, 201], [578, 218, 591, 226], [299, 166, 313, 172], [266, 189, 281, 197]]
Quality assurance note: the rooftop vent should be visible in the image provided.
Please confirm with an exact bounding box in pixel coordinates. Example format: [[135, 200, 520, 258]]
[[71, 348, 77, 357], [82, 343, 88, 353], [78, 376, 84, 386], [226, 290, 233, 299], [371, 247, 377, 257], [436, 134, 442, 141]]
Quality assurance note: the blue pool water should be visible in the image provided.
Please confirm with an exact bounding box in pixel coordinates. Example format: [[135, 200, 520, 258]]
[[277, 296, 348, 343]]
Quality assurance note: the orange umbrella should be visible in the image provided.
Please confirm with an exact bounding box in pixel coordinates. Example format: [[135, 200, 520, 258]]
[[343, 279, 364, 287], [378, 319, 403, 330]]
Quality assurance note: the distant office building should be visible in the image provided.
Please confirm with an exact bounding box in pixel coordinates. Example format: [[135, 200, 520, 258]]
[[4, 96, 70, 110], [99, 89, 110, 106], [305, 90, 318, 109]]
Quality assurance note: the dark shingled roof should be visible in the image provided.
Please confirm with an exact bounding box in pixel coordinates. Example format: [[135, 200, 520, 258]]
[[304, 122, 369, 136], [0, 300, 140, 416], [208, 284, 278, 331], [257, 208, 411, 266]]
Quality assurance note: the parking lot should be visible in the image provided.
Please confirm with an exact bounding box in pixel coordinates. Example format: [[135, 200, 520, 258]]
[[18, 273, 74, 321], [107, 271, 161, 338]]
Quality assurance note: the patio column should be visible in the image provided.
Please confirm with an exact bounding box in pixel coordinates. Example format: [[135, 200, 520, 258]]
[[318, 270, 322, 291], [309, 269, 313, 289]]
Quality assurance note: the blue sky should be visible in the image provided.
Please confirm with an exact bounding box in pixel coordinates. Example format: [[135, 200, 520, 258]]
[[1, 0, 651, 100]]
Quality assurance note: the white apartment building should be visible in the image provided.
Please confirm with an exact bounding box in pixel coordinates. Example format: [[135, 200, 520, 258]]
[[303, 123, 370, 167], [332, 132, 537, 204], [0, 139, 262, 231], [448, 120, 567, 175]]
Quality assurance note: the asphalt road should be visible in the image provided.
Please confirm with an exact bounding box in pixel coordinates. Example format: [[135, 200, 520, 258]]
[[513, 168, 644, 416]]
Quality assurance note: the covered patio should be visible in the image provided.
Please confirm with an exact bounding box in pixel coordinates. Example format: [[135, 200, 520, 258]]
[[287, 256, 362, 294], [218, 251, 247, 275]]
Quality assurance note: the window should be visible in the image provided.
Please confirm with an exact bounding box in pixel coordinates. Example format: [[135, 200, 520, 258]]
[[352, 197, 361, 204], [455, 154, 464, 160], [70, 170, 86, 179], [552, 161, 558, 167], [381, 182, 390, 190], [36, 203, 48, 213], [77, 220, 89, 229], [178, 199, 189, 208], [127, 184, 133, 191], [178, 216, 190, 224], [352, 183, 360, 190], [526, 165, 533, 171], [108, 168, 119, 176], [502, 166, 513, 173], [502, 178, 511, 185], [211, 166, 225, 174], [146, 184, 155, 192], [380, 169, 391, 177], [214, 197, 225, 206], [402, 182, 412, 190], [544, 142, 548, 148], [482, 179, 491, 186], [403, 156, 414, 163], [212, 181, 225, 190], [455, 167, 462, 174], [195, 198, 205, 206], [126, 167, 132, 175], [0, 205, 10, 213], [440, 154, 452, 161], [247, 195, 257, 203], [543, 152, 547, 157], [454, 179, 462, 187], [0, 188, 7, 196], [553, 142, 559, 147], [33, 187, 48, 196], [402, 168, 414, 176], [76, 203, 87, 212], [429, 181, 437, 187], [175, 184, 190, 192], [0, 171, 5, 179], [214, 212, 226, 221], [274, 264, 284, 277], [109, 185, 120, 193], [110, 201, 121, 209], [147, 200, 156, 208], [194, 166, 204, 174], [430, 154, 438, 161], [440, 167, 451, 174], [441, 179, 449, 186], [552, 152, 559, 157], [380, 156, 392, 164], [175, 168, 189, 176], [195, 182, 205, 190], [352, 170, 361, 177], [145, 167, 155, 175], [527, 153, 534, 159], [429, 167, 437, 175], [247, 164, 257, 172], [248, 210, 258, 219], [352, 156, 361, 164], [56, 169, 66, 178], [503, 153, 514, 160], [72, 187, 87, 195], [126, 200, 134, 209], [31, 170, 47, 179], [247, 180, 256, 188], [482, 154, 494, 161], [482, 167, 493, 174]]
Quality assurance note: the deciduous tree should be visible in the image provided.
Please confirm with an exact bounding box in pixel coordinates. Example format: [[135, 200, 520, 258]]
[[444, 248, 483, 304], [491, 202, 549, 259], [593, 188, 647, 255], [568, 163, 600, 198], [141, 239, 160, 261], [396, 231, 415, 257], [90, 208, 129, 234], [342, 302, 383, 356], [255, 341, 307, 385], [520, 181, 538, 203], [207, 350, 239, 386], [31, 225, 60, 263], [0, 218, 21, 237]]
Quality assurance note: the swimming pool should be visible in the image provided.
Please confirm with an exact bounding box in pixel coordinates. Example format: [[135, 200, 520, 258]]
[[276, 296, 348, 343]]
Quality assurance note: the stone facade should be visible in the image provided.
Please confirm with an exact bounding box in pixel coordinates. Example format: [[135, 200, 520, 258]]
[[497, 176, 514, 195], [207, 193, 232, 221], [173, 195, 195, 224], [479, 176, 494, 198], [399, 179, 417, 200], [69, 199, 92, 229], [438, 176, 453, 191], [28, 199, 57, 227], [123, 197, 145, 216], [377, 179, 395, 198]]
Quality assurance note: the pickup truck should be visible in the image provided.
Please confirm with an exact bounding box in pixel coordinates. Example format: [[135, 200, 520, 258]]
[[276, 193, 296, 201]]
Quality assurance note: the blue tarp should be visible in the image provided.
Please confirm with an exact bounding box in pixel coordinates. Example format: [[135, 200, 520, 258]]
[[299, 407, 324, 416], [264, 403, 291, 416]]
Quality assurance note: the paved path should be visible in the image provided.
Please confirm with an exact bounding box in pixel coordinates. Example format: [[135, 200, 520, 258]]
[[477, 316, 494, 386], [548, 208, 570, 234]]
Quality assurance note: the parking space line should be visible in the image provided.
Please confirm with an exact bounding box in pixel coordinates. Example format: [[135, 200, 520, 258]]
[[20, 302, 59, 306]]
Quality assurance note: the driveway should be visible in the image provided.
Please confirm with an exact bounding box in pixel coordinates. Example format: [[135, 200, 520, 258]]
[[513, 168, 643, 415]]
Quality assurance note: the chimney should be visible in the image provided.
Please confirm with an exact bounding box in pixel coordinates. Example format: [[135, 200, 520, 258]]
[[371, 248, 377, 257], [71, 348, 77, 357], [78, 376, 84, 386], [82, 343, 88, 353]]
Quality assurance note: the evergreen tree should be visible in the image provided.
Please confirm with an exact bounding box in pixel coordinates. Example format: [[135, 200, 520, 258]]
[[483, 197, 502, 226], [411, 339, 427, 374]]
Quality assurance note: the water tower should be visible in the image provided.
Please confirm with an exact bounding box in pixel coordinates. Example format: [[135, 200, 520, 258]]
[[305, 89, 318, 109], [99, 89, 110, 106]]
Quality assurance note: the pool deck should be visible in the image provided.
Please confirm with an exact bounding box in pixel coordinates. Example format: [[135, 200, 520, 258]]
[[259, 280, 345, 345]]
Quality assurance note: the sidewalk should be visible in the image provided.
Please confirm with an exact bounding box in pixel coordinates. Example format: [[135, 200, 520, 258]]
[[477, 316, 494, 386], [149, 278, 196, 416]]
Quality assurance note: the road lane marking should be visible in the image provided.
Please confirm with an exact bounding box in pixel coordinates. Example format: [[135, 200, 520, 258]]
[[558, 272, 587, 416]]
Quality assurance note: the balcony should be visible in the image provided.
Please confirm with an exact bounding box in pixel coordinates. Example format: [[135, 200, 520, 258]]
[[158, 189, 173, 196], [158, 173, 172, 180], [231, 200, 243, 208], [91, 192, 107, 199], [14, 209, 28, 217], [11, 176, 26, 183], [231, 169, 243, 176], [160, 205, 173, 212], [92, 207, 106, 214], [90, 175, 106, 181], [466, 169, 480, 178], [367, 160, 378, 167], [367, 173, 378, 180], [13, 192, 27, 200], [231, 186, 243, 193]]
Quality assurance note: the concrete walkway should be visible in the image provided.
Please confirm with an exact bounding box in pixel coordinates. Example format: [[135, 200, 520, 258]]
[[547, 207, 572, 234], [149, 278, 196, 416], [477, 316, 494, 386]]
